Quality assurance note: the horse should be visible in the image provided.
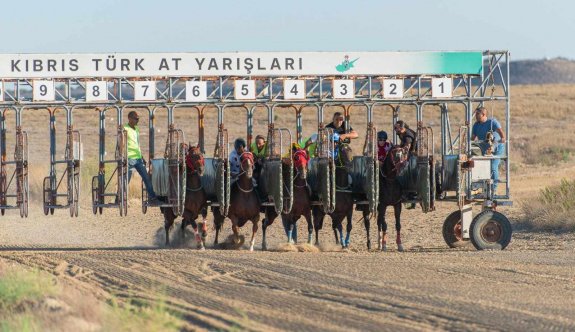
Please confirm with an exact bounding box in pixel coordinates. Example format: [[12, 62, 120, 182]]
[[161, 145, 208, 249], [312, 142, 355, 248], [376, 146, 407, 251], [213, 151, 261, 251], [261, 148, 312, 250]]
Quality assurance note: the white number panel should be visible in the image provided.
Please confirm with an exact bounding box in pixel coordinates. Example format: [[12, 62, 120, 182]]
[[134, 81, 157, 101], [33, 80, 55, 101], [234, 80, 256, 100], [431, 77, 453, 98], [185, 81, 208, 102], [283, 79, 305, 100], [86, 81, 108, 102], [333, 79, 354, 99], [383, 79, 403, 99], [0, 82, 3, 101]]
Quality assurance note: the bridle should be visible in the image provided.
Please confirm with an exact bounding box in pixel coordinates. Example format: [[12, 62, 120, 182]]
[[236, 152, 255, 193], [186, 146, 205, 192], [380, 146, 407, 178]]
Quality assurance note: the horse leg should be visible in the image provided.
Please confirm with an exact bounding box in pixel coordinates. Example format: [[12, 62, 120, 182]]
[[231, 217, 240, 245], [345, 211, 353, 248], [335, 218, 344, 248], [163, 209, 175, 246], [200, 207, 209, 245], [305, 210, 313, 244], [250, 219, 259, 251], [213, 208, 223, 246], [191, 218, 205, 250], [379, 205, 389, 251], [363, 209, 371, 250], [394, 202, 403, 252], [313, 207, 324, 246]]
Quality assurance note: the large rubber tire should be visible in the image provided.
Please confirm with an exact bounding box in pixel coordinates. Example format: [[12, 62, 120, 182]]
[[470, 210, 512, 250], [442, 210, 468, 248]]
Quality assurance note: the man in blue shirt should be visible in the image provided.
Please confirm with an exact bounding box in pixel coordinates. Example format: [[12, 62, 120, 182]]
[[471, 107, 506, 194]]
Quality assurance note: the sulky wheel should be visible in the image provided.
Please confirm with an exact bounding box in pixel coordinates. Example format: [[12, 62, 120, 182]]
[[470, 210, 512, 250], [442, 210, 468, 248], [141, 181, 147, 214], [91, 176, 99, 215]]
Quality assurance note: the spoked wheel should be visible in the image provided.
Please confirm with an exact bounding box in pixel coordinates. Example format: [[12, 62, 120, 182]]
[[20, 175, 29, 218], [470, 210, 512, 250], [442, 210, 469, 248], [43, 176, 52, 216], [73, 170, 80, 217], [141, 180, 147, 214], [68, 167, 75, 217], [91, 176, 99, 215]]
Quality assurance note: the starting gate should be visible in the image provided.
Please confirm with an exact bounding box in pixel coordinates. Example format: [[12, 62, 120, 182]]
[[0, 51, 511, 250]]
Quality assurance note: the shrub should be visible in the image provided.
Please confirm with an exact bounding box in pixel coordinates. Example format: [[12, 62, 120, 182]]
[[521, 179, 575, 232]]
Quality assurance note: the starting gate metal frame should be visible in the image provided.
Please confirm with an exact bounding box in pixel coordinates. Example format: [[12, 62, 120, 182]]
[[0, 50, 511, 250]]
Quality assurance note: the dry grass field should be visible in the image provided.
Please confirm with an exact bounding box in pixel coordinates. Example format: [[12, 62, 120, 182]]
[[0, 84, 574, 331]]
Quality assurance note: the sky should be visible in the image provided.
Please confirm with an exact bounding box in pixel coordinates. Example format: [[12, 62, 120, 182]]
[[0, 0, 572, 60]]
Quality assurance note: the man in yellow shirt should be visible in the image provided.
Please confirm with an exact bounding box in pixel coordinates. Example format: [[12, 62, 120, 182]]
[[125, 111, 160, 205]]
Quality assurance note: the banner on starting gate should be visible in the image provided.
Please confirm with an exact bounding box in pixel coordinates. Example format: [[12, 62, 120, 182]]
[[0, 52, 483, 78]]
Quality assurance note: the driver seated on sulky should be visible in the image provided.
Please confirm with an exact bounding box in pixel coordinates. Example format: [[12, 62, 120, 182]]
[[326, 112, 358, 143], [471, 106, 506, 193]]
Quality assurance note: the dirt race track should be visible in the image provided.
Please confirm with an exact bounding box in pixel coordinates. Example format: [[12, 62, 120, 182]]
[[1, 193, 575, 331]]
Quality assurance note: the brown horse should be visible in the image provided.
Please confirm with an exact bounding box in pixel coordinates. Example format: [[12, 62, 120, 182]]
[[213, 151, 261, 251], [161, 145, 208, 248], [376, 146, 407, 251], [261, 148, 312, 250], [313, 143, 355, 248]]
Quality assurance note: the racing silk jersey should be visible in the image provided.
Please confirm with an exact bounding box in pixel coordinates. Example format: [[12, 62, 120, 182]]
[[229, 149, 241, 177], [302, 137, 317, 158], [377, 142, 392, 163], [250, 142, 267, 159], [124, 124, 143, 159]]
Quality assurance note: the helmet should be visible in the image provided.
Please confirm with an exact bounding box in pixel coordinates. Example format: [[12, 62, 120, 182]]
[[377, 130, 388, 141], [309, 133, 318, 143], [332, 132, 340, 142], [234, 138, 246, 150]]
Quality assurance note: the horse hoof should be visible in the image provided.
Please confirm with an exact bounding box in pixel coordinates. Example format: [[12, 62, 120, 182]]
[[397, 244, 404, 252]]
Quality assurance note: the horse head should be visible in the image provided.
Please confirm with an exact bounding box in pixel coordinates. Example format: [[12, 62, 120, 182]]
[[292, 148, 309, 180], [240, 151, 255, 178], [186, 145, 205, 176], [336, 143, 354, 172], [383, 146, 408, 178]]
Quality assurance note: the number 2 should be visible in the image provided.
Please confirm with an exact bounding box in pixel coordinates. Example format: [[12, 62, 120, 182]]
[[389, 83, 397, 95]]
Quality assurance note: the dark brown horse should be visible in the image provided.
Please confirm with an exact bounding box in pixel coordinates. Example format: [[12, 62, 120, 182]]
[[213, 151, 261, 251], [376, 146, 407, 251], [313, 143, 355, 248], [161, 145, 208, 248], [261, 148, 312, 250]]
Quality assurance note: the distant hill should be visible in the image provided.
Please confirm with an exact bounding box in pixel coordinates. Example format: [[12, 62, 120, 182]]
[[511, 58, 575, 85]]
